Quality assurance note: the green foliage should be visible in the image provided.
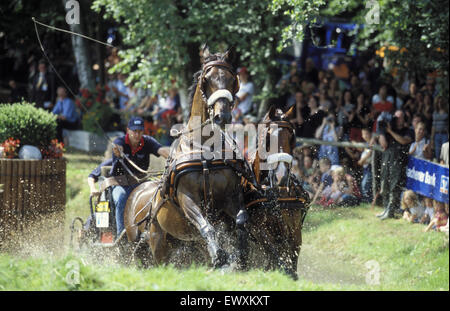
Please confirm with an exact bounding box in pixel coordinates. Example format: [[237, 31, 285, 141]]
[[0, 102, 57, 148], [277, 0, 449, 95], [91, 0, 291, 102]]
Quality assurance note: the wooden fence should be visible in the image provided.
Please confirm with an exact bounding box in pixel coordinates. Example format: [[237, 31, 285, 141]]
[[0, 158, 66, 248]]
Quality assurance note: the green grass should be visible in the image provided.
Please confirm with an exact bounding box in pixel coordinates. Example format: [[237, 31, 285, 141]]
[[0, 148, 448, 290]]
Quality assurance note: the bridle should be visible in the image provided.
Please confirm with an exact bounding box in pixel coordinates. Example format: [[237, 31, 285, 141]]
[[198, 60, 240, 121]]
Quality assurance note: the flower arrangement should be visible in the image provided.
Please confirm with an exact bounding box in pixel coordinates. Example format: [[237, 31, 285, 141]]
[[40, 139, 65, 159], [1, 137, 21, 159], [75, 84, 114, 135]]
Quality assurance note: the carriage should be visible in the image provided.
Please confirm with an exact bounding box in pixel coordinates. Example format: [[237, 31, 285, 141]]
[[69, 47, 310, 279]]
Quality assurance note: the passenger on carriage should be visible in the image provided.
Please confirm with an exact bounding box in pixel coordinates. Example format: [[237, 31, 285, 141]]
[[110, 116, 169, 237]]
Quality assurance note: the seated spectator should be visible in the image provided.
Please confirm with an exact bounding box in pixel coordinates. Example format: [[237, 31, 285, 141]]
[[297, 154, 318, 196], [315, 113, 340, 165], [424, 200, 448, 232], [317, 166, 360, 208], [431, 96, 448, 160], [409, 121, 432, 159], [357, 127, 373, 203], [311, 157, 333, 205], [400, 190, 425, 223], [52, 86, 80, 142]]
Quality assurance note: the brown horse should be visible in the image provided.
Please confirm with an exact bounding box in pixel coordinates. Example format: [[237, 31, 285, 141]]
[[124, 47, 249, 269], [245, 105, 310, 279]]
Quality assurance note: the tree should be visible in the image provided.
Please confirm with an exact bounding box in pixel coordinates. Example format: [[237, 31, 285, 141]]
[[91, 0, 303, 120], [275, 0, 449, 96], [62, 0, 95, 89]]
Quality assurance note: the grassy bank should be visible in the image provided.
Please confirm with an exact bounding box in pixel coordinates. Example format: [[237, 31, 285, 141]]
[[0, 149, 448, 290]]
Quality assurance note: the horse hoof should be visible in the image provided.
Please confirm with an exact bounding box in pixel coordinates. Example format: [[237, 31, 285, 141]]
[[213, 249, 228, 269]]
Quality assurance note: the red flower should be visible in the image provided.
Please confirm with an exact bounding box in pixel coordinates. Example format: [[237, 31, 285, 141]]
[[86, 100, 92, 107]]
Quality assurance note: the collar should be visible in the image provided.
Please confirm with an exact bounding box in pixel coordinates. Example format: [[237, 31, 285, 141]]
[[125, 133, 144, 156]]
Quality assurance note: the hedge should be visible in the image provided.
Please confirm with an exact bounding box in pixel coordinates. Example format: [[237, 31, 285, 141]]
[[0, 102, 57, 148]]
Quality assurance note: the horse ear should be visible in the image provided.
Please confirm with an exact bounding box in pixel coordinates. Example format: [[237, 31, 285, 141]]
[[285, 105, 295, 119], [263, 105, 276, 121], [202, 44, 211, 60], [224, 46, 235, 63]]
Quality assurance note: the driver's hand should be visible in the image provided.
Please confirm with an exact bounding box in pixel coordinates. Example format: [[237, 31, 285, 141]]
[[112, 144, 123, 157]]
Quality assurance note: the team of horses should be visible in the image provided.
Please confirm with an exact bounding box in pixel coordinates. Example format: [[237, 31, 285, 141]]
[[123, 47, 310, 279]]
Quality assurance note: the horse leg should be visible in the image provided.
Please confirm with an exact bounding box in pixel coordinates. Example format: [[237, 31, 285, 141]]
[[222, 189, 249, 270], [148, 221, 170, 265], [177, 190, 228, 268]]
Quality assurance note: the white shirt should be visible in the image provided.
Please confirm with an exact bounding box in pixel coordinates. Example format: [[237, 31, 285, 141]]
[[409, 202, 425, 220], [236, 81, 254, 115], [409, 138, 430, 159], [441, 142, 449, 166]]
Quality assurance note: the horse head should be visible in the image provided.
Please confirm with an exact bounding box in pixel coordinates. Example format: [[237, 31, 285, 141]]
[[197, 46, 239, 127], [262, 105, 296, 187]]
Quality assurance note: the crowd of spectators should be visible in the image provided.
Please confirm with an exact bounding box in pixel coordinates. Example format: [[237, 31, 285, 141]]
[[278, 56, 448, 231], [2, 42, 448, 232]]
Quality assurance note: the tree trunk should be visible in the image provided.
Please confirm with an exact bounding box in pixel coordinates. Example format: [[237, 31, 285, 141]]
[[62, 0, 95, 90]]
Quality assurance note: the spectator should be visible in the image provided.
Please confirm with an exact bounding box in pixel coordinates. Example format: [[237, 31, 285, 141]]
[[233, 67, 255, 122], [424, 200, 448, 232], [400, 190, 425, 223], [376, 110, 413, 220], [358, 127, 373, 203], [440, 140, 449, 166], [31, 60, 55, 110], [8, 80, 26, 103], [372, 84, 395, 113], [408, 121, 432, 159], [311, 157, 333, 205], [431, 96, 448, 160], [296, 95, 325, 138], [317, 166, 360, 208], [315, 113, 340, 165], [301, 58, 319, 86], [297, 154, 318, 197], [52, 86, 80, 143], [153, 87, 180, 121], [112, 73, 130, 110]]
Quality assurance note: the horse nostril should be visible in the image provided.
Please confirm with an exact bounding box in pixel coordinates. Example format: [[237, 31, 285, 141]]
[[214, 115, 223, 124]]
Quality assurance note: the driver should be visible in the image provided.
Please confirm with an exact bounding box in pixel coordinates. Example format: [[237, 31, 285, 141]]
[[110, 116, 169, 237]]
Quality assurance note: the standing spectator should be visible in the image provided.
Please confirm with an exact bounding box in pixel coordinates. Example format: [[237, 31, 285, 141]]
[[52, 86, 80, 143], [408, 121, 432, 159], [440, 140, 449, 166], [7, 80, 26, 103], [301, 58, 319, 86], [112, 73, 130, 110], [315, 113, 340, 165], [233, 67, 255, 122], [372, 84, 395, 114], [31, 60, 55, 110], [296, 95, 325, 138], [377, 110, 414, 220], [431, 96, 448, 160], [358, 127, 373, 203]]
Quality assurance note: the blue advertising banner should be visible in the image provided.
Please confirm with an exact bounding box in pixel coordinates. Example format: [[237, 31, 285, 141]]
[[406, 156, 449, 203]]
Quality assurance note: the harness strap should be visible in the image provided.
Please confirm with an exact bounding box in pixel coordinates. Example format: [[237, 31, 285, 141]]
[[202, 160, 213, 211]]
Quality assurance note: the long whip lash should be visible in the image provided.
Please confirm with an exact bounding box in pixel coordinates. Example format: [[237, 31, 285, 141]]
[[32, 17, 158, 179]]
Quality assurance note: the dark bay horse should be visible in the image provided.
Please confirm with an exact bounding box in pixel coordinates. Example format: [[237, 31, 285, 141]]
[[124, 47, 249, 269], [245, 105, 310, 279]]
